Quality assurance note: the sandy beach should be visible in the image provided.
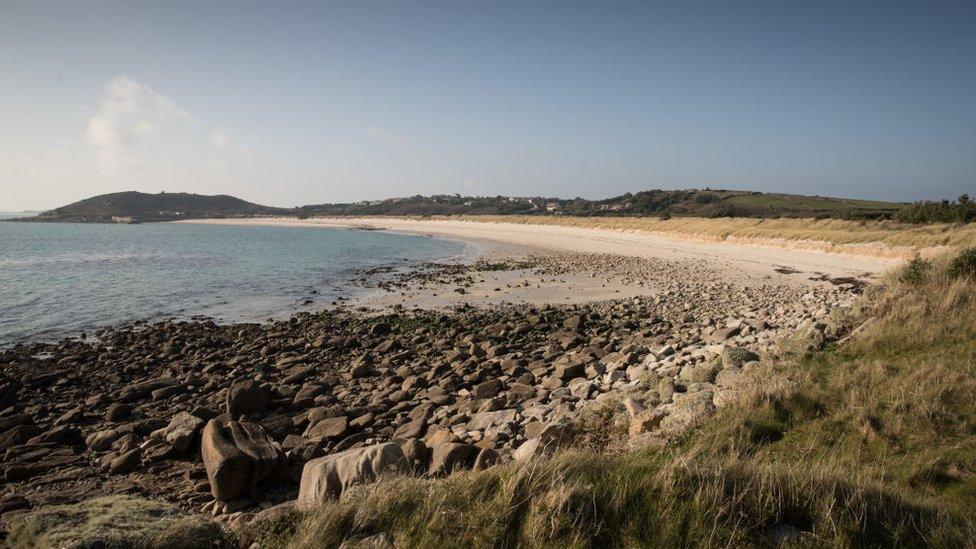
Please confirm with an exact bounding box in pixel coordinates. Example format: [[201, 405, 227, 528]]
[[176, 216, 898, 310], [183, 216, 900, 278]]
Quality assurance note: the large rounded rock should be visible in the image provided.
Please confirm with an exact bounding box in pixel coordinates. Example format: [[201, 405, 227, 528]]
[[429, 443, 478, 476], [398, 438, 430, 473], [512, 420, 577, 462], [151, 411, 205, 451], [201, 416, 282, 501], [296, 442, 408, 509], [304, 416, 348, 440], [659, 391, 716, 435], [226, 380, 269, 416]]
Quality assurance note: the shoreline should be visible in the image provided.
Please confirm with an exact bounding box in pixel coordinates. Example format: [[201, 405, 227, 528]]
[[3, 216, 893, 347], [179, 216, 901, 281], [0, 215, 877, 532]]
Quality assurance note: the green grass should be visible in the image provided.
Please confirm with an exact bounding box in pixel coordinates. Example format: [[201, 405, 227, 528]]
[[258, 251, 976, 548], [723, 192, 901, 212]]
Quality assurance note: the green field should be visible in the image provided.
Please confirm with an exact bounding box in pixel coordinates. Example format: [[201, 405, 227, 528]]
[[718, 191, 903, 217]]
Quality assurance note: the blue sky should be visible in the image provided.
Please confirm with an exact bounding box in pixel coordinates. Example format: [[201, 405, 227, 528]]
[[2, 1, 974, 211]]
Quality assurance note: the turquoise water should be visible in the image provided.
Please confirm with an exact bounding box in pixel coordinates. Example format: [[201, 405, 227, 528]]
[[0, 220, 469, 344]]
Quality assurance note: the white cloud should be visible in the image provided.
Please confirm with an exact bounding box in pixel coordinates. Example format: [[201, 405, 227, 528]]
[[86, 75, 194, 173], [209, 129, 231, 150], [209, 128, 257, 157]]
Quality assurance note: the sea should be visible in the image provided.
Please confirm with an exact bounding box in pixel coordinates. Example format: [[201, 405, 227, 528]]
[[0, 216, 470, 345]]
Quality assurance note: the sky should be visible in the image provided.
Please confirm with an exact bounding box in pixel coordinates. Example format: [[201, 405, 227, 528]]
[[1, 1, 974, 211]]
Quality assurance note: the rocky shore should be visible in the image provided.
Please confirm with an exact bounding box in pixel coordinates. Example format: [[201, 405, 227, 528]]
[[0, 252, 868, 539]]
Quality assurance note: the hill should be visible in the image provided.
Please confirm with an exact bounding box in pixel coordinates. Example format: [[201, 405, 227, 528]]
[[17, 191, 289, 223], [301, 189, 906, 220], [15, 187, 953, 224]]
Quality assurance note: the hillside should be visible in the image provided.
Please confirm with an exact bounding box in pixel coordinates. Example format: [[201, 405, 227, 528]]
[[16, 188, 969, 225], [301, 189, 906, 220], [18, 191, 289, 223]]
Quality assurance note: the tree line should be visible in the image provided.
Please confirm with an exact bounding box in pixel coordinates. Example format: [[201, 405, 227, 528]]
[[895, 194, 976, 224]]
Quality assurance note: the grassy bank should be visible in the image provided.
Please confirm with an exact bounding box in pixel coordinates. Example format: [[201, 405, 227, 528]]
[[430, 215, 976, 257], [262, 250, 976, 547]]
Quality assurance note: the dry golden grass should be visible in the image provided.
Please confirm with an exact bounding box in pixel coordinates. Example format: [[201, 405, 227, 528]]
[[427, 215, 976, 258], [6, 495, 229, 548]]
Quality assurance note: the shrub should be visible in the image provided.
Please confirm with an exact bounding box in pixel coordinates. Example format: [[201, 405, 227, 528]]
[[899, 255, 932, 285], [694, 192, 719, 204], [894, 194, 976, 224], [947, 247, 976, 280]]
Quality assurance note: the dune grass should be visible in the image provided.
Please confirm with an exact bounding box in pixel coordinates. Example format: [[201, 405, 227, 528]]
[[260, 249, 976, 548], [430, 215, 976, 257]]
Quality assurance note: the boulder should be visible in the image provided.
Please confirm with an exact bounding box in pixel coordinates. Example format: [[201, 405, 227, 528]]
[[226, 380, 269, 416], [563, 314, 585, 332], [27, 424, 79, 445], [398, 438, 430, 473], [423, 428, 458, 448], [296, 442, 407, 509], [629, 409, 666, 436], [104, 403, 132, 422], [659, 391, 716, 435], [713, 388, 740, 408], [0, 382, 18, 410], [467, 409, 517, 431], [715, 367, 746, 388], [569, 380, 594, 399], [554, 362, 585, 381], [393, 417, 428, 440], [777, 320, 828, 355], [152, 411, 205, 451], [1, 424, 40, 452], [429, 443, 478, 476], [471, 379, 503, 399], [304, 416, 349, 440], [108, 448, 141, 474], [512, 438, 541, 462], [0, 413, 31, 432], [351, 361, 373, 379], [472, 447, 500, 472], [84, 428, 122, 451], [512, 421, 576, 462], [708, 325, 741, 343], [201, 417, 282, 501]]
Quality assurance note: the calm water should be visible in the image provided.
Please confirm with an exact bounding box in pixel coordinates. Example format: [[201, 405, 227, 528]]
[[0, 220, 469, 344]]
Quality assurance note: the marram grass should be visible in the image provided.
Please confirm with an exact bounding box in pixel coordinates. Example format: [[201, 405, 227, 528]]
[[420, 215, 976, 258]]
